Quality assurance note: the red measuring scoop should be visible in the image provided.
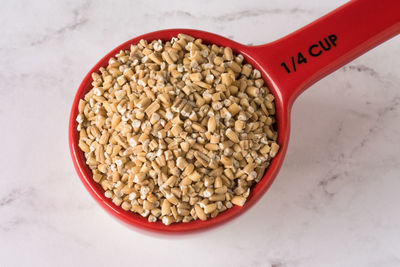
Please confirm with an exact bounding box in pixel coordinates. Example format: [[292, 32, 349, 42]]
[[69, 0, 400, 233]]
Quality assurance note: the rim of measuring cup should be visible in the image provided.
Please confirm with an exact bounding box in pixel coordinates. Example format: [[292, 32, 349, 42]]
[[69, 29, 289, 233]]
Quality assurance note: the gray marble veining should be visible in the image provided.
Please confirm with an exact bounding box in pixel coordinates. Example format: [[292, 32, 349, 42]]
[[0, 0, 399, 266]]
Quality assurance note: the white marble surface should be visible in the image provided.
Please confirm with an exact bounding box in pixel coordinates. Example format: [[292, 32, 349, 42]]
[[1, 0, 399, 266]]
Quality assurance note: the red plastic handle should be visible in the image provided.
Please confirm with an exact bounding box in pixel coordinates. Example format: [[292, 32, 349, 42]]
[[247, 0, 400, 107]]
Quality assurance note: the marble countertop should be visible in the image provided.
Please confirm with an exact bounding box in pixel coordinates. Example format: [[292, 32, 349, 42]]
[[1, 0, 399, 266]]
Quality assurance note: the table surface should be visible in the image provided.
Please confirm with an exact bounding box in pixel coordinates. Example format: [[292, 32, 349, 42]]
[[1, 0, 399, 266]]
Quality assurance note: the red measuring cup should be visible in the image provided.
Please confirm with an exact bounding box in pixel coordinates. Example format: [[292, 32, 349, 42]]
[[69, 0, 400, 233]]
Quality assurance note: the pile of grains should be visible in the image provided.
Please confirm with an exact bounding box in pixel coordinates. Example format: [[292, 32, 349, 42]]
[[76, 34, 279, 225]]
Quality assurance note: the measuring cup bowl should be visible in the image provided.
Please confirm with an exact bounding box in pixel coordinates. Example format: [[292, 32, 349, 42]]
[[69, 0, 400, 233], [69, 29, 283, 233]]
